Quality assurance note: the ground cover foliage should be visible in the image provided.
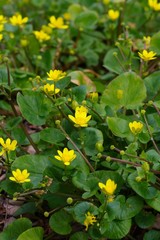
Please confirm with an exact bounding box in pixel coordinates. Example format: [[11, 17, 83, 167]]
[[0, 0, 160, 239]]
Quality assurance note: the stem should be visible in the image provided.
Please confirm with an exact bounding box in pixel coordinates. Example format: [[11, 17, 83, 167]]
[[102, 155, 160, 174], [59, 124, 95, 172], [86, 104, 104, 122], [152, 103, 160, 116], [114, 147, 151, 164], [5, 64, 40, 154], [9, 100, 40, 154], [143, 114, 160, 155]]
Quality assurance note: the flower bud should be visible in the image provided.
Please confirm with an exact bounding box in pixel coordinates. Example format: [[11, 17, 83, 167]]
[[55, 120, 61, 126], [71, 100, 79, 110], [135, 176, 142, 182], [110, 145, 115, 150], [67, 197, 73, 204], [141, 109, 146, 115], [142, 162, 150, 172], [44, 211, 49, 217], [106, 156, 111, 162], [95, 142, 104, 152], [120, 150, 125, 156]]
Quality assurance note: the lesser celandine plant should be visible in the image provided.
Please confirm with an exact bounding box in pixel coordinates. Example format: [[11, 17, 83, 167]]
[[1, 0, 160, 239]]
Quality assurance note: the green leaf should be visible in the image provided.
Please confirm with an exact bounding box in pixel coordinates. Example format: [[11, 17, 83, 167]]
[[107, 117, 131, 139], [17, 91, 52, 126], [146, 190, 160, 212], [49, 209, 72, 235], [144, 71, 160, 99], [68, 127, 103, 156], [72, 201, 98, 223], [69, 232, 88, 240], [17, 227, 44, 240], [72, 85, 87, 103], [103, 48, 127, 75], [107, 195, 144, 220], [135, 210, 156, 229], [0, 218, 32, 240], [100, 218, 131, 239], [14, 202, 36, 216], [150, 31, 160, 54], [74, 10, 98, 29], [11, 155, 52, 187], [101, 72, 146, 110], [40, 127, 65, 144], [0, 67, 13, 87], [144, 230, 160, 240], [128, 172, 158, 199]]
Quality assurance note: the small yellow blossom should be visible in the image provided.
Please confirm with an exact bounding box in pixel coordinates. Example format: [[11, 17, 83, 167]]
[[138, 49, 157, 61], [48, 16, 68, 29], [68, 106, 91, 127], [10, 13, 28, 27], [143, 36, 151, 48], [54, 148, 76, 166], [75, 106, 88, 114], [0, 15, 7, 24], [0, 138, 17, 156], [98, 179, 117, 196], [84, 212, 97, 231], [33, 30, 51, 42], [148, 0, 160, 11], [47, 69, 66, 82], [129, 121, 143, 135], [88, 92, 98, 102], [43, 83, 60, 95], [108, 9, 120, 21], [0, 33, 3, 41], [9, 169, 30, 184], [117, 89, 123, 99]]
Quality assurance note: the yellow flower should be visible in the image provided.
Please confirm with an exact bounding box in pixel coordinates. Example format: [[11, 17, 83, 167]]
[[0, 15, 7, 24], [84, 212, 97, 231], [10, 13, 28, 27], [98, 179, 117, 196], [143, 36, 151, 48], [75, 106, 88, 114], [47, 69, 66, 82], [138, 49, 157, 61], [129, 121, 143, 135], [54, 148, 76, 166], [43, 83, 60, 95], [148, 0, 160, 11], [9, 169, 30, 184], [33, 30, 51, 42], [108, 9, 120, 21], [68, 106, 91, 127], [48, 16, 68, 29], [0, 33, 3, 41], [0, 138, 17, 156], [88, 92, 98, 102]]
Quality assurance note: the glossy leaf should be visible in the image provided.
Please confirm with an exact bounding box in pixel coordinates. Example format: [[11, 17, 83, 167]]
[[17, 227, 44, 240], [101, 72, 146, 110]]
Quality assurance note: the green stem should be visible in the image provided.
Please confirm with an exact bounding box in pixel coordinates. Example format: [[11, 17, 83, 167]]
[[143, 114, 160, 155], [59, 124, 95, 172]]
